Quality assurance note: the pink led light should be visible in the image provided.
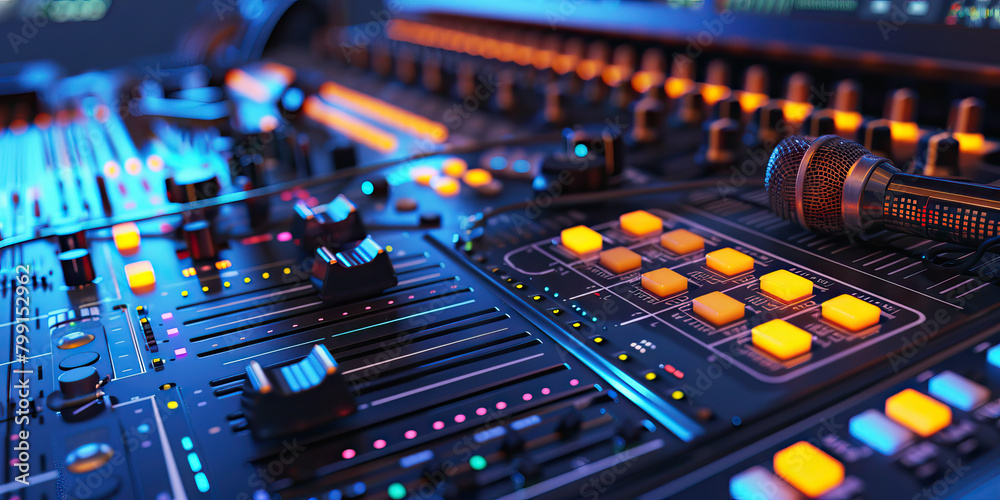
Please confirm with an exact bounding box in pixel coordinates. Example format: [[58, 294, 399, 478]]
[[675, 370, 685, 379], [404, 430, 417, 439], [277, 232, 293, 242], [280, 191, 293, 202], [476, 407, 487, 416], [541, 388, 550, 395], [570, 379, 579, 386], [373, 439, 386, 449], [174, 348, 187, 358], [343, 312, 349, 316], [432, 421, 445, 430], [342, 449, 356, 459], [454, 414, 466, 423], [365, 306, 371, 310], [167, 328, 179, 337], [161, 312, 174, 321], [388, 300, 394, 305], [495, 402, 507, 410], [522, 393, 532, 401]]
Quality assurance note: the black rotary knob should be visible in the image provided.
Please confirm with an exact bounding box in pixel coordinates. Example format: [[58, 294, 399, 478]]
[[59, 248, 96, 286], [183, 220, 217, 261]]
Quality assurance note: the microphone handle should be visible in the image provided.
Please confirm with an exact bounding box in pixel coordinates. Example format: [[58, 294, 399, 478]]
[[880, 173, 1000, 246]]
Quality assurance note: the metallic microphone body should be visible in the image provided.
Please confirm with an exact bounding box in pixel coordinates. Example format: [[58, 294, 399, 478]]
[[766, 135, 1000, 246]]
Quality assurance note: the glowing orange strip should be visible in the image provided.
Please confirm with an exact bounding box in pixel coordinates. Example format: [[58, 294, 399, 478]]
[[320, 82, 448, 143], [303, 96, 398, 153], [225, 69, 270, 103]]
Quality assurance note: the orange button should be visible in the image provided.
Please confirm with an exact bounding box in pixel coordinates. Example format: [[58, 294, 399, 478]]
[[600, 247, 642, 274], [706, 248, 754, 276], [885, 388, 952, 438], [561, 225, 603, 255], [660, 229, 704, 255], [124, 261, 156, 293], [619, 210, 663, 237], [641, 268, 688, 297], [692, 292, 745, 326], [773, 441, 845, 498]]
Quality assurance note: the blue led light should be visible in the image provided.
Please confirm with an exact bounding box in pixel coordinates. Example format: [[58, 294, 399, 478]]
[[137, 424, 150, 434], [194, 472, 210, 493], [361, 181, 375, 195], [352, 482, 366, 495], [489, 156, 507, 170], [731, 416, 742, 426], [928, 370, 990, 411], [187, 453, 203, 472], [181, 436, 193, 451], [512, 159, 531, 173], [574, 144, 589, 157], [987, 344, 1000, 368], [730, 466, 787, 500], [281, 87, 304, 112], [849, 409, 914, 455]]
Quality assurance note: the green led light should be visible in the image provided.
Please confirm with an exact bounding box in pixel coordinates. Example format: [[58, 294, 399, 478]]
[[470, 455, 487, 471], [388, 482, 407, 500]]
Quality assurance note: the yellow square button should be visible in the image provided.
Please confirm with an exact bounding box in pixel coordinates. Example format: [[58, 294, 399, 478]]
[[706, 248, 754, 276], [773, 441, 844, 498], [641, 268, 688, 297], [619, 210, 663, 237], [759, 270, 813, 302], [752, 319, 812, 360], [692, 291, 745, 326], [561, 225, 603, 255], [660, 229, 704, 255], [885, 388, 952, 438], [124, 261, 156, 293], [600, 247, 642, 274], [112, 222, 141, 255], [822, 294, 881, 331]]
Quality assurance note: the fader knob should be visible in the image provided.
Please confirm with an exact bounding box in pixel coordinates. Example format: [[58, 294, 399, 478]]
[[165, 170, 221, 205], [183, 220, 217, 261], [293, 194, 367, 253], [954, 97, 983, 135], [311, 236, 398, 304], [59, 249, 96, 286]]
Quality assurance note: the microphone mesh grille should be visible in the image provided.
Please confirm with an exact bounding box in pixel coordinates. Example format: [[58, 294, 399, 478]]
[[801, 137, 871, 232], [765, 136, 812, 223]]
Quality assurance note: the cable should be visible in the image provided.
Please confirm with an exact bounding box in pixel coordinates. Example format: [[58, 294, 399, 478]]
[[921, 234, 1000, 276], [0, 132, 563, 250]]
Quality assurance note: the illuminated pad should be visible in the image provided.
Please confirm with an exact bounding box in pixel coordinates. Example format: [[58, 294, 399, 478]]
[[619, 210, 663, 237], [928, 371, 990, 412], [641, 268, 688, 297], [705, 248, 754, 276], [822, 294, 881, 331], [849, 409, 914, 456], [660, 229, 704, 255], [885, 388, 952, 437], [561, 225, 603, 255], [692, 292, 745, 326], [112, 222, 141, 255], [729, 466, 799, 500], [124, 261, 156, 293], [759, 270, 813, 302], [600, 247, 641, 274], [773, 441, 845, 498], [751, 319, 812, 360]]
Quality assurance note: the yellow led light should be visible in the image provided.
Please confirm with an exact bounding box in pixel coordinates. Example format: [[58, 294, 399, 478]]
[[692, 292, 745, 326], [660, 229, 704, 255], [618, 353, 628, 361], [644, 372, 657, 381], [561, 225, 603, 255], [885, 388, 952, 438], [619, 210, 663, 237], [442, 157, 468, 177], [244, 277, 252, 284], [224, 282, 231, 288], [671, 390, 684, 400], [462, 168, 493, 188], [773, 441, 844, 498], [431, 176, 461, 197], [112, 222, 141, 255], [262, 272, 270, 279], [167, 401, 179, 410], [821, 295, 881, 332], [759, 270, 813, 302], [181, 291, 189, 297], [124, 261, 156, 293], [706, 248, 754, 276], [202, 286, 209, 292], [284, 268, 291, 274], [593, 337, 604, 344], [411, 166, 438, 186], [641, 268, 688, 298], [752, 319, 812, 360], [600, 247, 642, 274]]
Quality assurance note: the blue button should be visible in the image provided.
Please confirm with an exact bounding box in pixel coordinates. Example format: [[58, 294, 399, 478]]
[[928, 370, 990, 412], [849, 409, 914, 455], [730, 465, 798, 500], [988, 345, 1000, 368]]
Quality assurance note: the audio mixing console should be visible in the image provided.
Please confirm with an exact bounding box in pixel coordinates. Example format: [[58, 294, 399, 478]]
[[3, 1, 1000, 499]]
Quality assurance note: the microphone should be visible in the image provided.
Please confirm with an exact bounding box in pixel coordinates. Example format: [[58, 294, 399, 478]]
[[766, 135, 1000, 246]]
